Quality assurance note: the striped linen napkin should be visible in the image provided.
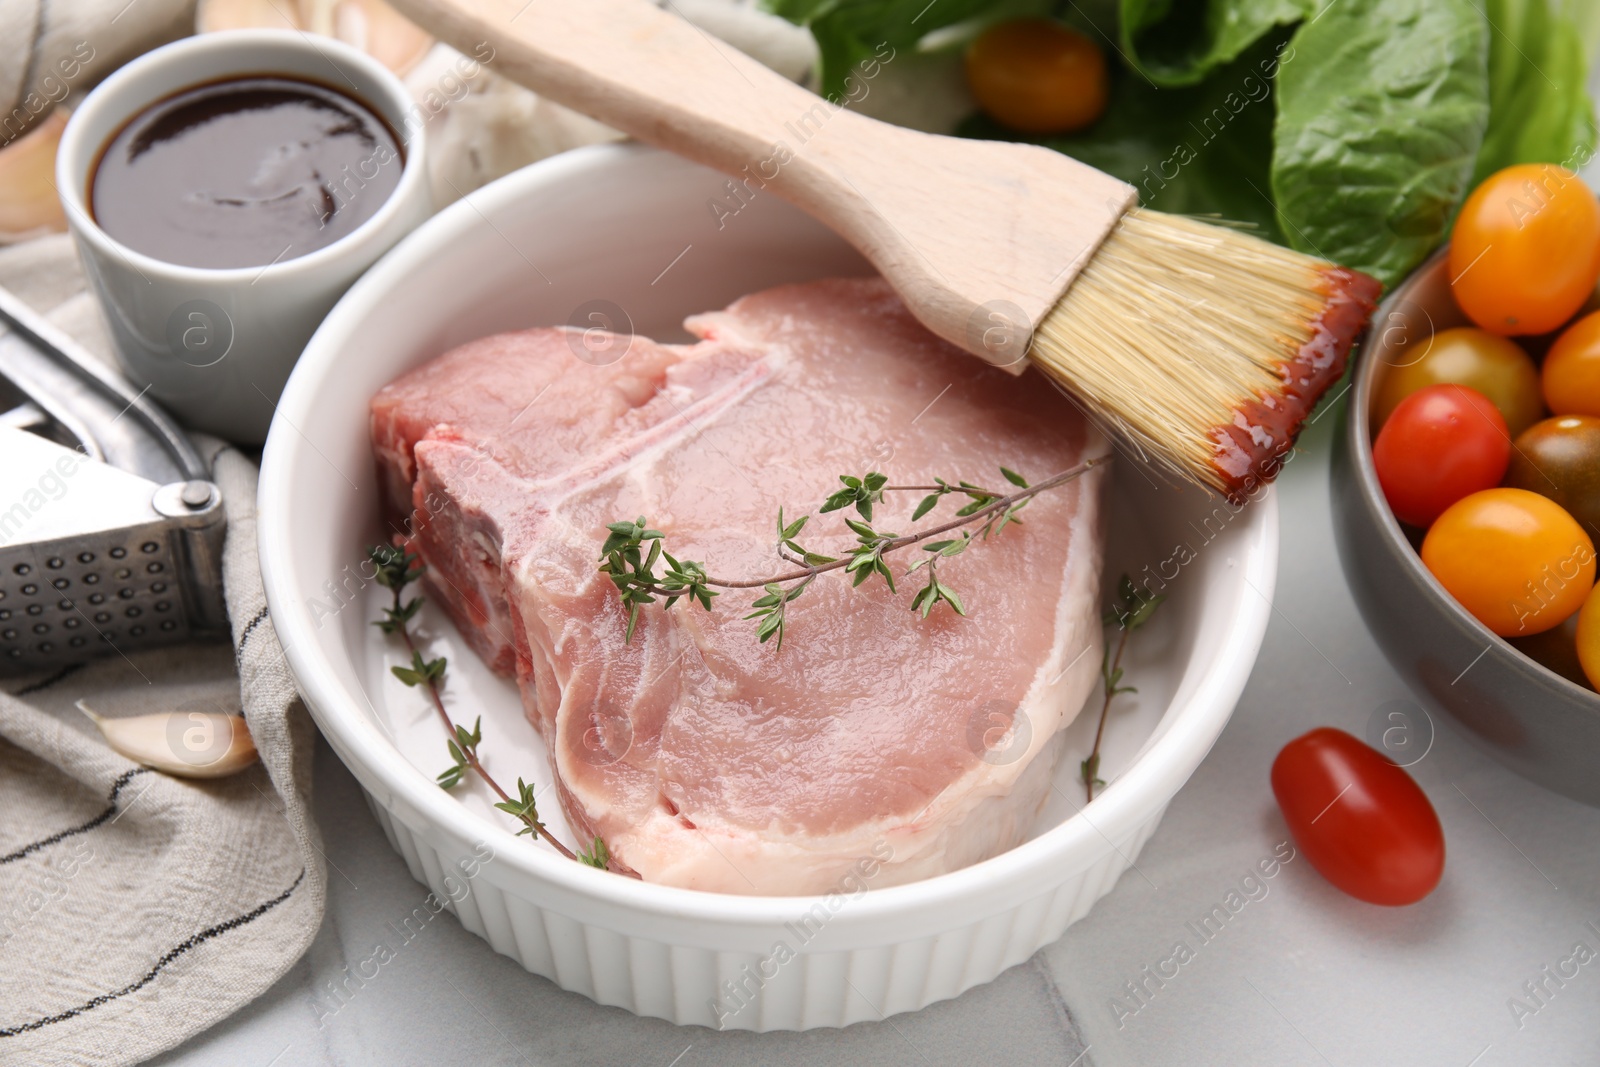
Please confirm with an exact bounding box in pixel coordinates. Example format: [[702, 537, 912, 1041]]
[[0, 235, 327, 1066]]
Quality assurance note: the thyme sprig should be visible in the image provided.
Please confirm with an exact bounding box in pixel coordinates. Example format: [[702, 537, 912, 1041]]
[[1081, 574, 1165, 801], [599, 457, 1104, 647], [368, 544, 623, 872]]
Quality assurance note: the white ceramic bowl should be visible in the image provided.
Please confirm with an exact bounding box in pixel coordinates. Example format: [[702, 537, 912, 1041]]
[[259, 143, 1277, 1031]]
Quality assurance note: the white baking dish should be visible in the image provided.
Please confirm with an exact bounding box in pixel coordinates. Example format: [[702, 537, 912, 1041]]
[[258, 143, 1276, 1031]]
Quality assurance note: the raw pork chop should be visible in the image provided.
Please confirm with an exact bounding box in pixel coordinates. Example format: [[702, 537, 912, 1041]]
[[372, 278, 1109, 894]]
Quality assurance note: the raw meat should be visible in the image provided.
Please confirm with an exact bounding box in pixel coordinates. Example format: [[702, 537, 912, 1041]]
[[371, 278, 1109, 894]]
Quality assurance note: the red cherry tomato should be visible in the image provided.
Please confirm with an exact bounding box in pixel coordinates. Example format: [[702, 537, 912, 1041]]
[[1271, 728, 1444, 906], [1373, 383, 1510, 527]]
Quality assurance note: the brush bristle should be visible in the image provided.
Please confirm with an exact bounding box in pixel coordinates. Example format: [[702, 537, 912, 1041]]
[[1033, 209, 1381, 503]]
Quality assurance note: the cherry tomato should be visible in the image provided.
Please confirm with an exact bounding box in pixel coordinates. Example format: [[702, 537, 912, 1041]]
[[1271, 728, 1444, 906], [966, 20, 1107, 135], [1374, 326, 1542, 437], [1504, 415, 1600, 535], [1575, 582, 1600, 689], [1541, 310, 1600, 418], [1373, 384, 1509, 527], [1421, 488, 1595, 636], [1450, 163, 1600, 336]]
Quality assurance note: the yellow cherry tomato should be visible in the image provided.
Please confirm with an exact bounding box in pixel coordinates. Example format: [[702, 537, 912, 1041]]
[[1421, 488, 1595, 637], [965, 19, 1107, 135], [1375, 326, 1543, 436], [1542, 310, 1600, 418], [1449, 163, 1600, 336], [1576, 582, 1600, 689]]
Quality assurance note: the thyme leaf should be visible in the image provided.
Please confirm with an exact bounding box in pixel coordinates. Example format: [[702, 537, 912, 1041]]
[[821, 471, 889, 520], [578, 836, 612, 870], [493, 777, 548, 838]]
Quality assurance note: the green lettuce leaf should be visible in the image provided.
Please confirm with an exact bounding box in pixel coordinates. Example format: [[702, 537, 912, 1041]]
[[1471, 0, 1596, 183], [1118, 0, 1311, 86], [1574, 0, 1600, 63], [1270, 0, 1490, 287], [958, 31, 1291, 239]]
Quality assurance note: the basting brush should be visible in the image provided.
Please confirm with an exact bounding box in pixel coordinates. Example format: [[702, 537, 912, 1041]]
[[392, 0, 1381, 501]]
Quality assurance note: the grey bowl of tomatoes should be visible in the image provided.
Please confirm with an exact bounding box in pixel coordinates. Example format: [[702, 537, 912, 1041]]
[[1333, 162, 1600, 808]]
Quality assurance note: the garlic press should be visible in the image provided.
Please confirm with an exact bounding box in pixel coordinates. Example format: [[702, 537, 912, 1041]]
[[0, 285, 227, 674]]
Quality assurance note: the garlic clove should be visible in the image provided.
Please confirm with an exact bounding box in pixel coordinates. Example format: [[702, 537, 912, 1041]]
[[196, 0, 433, 76], [0, 110, 68, 244], [78, 701, 259, 779], [332, 0, 434, 77], [195, 0, 305, 32]]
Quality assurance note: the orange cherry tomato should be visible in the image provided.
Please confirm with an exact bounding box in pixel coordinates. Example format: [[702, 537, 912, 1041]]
[[1374, 326, 1542, 436], [1542, 310, 1600, 418], [1272, 728, 1444, 906], [1421, 488, 1595, 637], [1449, 163, 1600, 336], [965, 19, 1107, 135]]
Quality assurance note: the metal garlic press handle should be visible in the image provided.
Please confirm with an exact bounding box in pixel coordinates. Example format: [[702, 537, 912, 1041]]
[[0, 286, 210, 486], [0, 285, 228, 673]]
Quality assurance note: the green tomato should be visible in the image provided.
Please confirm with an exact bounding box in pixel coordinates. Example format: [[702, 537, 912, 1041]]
[[1505, 415, 1600, 536], [1375, 326, 1543, 437]]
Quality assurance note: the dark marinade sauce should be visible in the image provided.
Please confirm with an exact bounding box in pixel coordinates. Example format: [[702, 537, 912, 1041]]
[[91, 75, 403, 269]]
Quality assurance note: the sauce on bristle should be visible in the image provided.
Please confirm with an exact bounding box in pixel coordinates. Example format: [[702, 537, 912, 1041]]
[[1210, 265, 1382, 503]]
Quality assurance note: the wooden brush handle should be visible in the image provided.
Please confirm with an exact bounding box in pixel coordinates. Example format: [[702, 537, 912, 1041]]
[[388, 0, 1137, 369]]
